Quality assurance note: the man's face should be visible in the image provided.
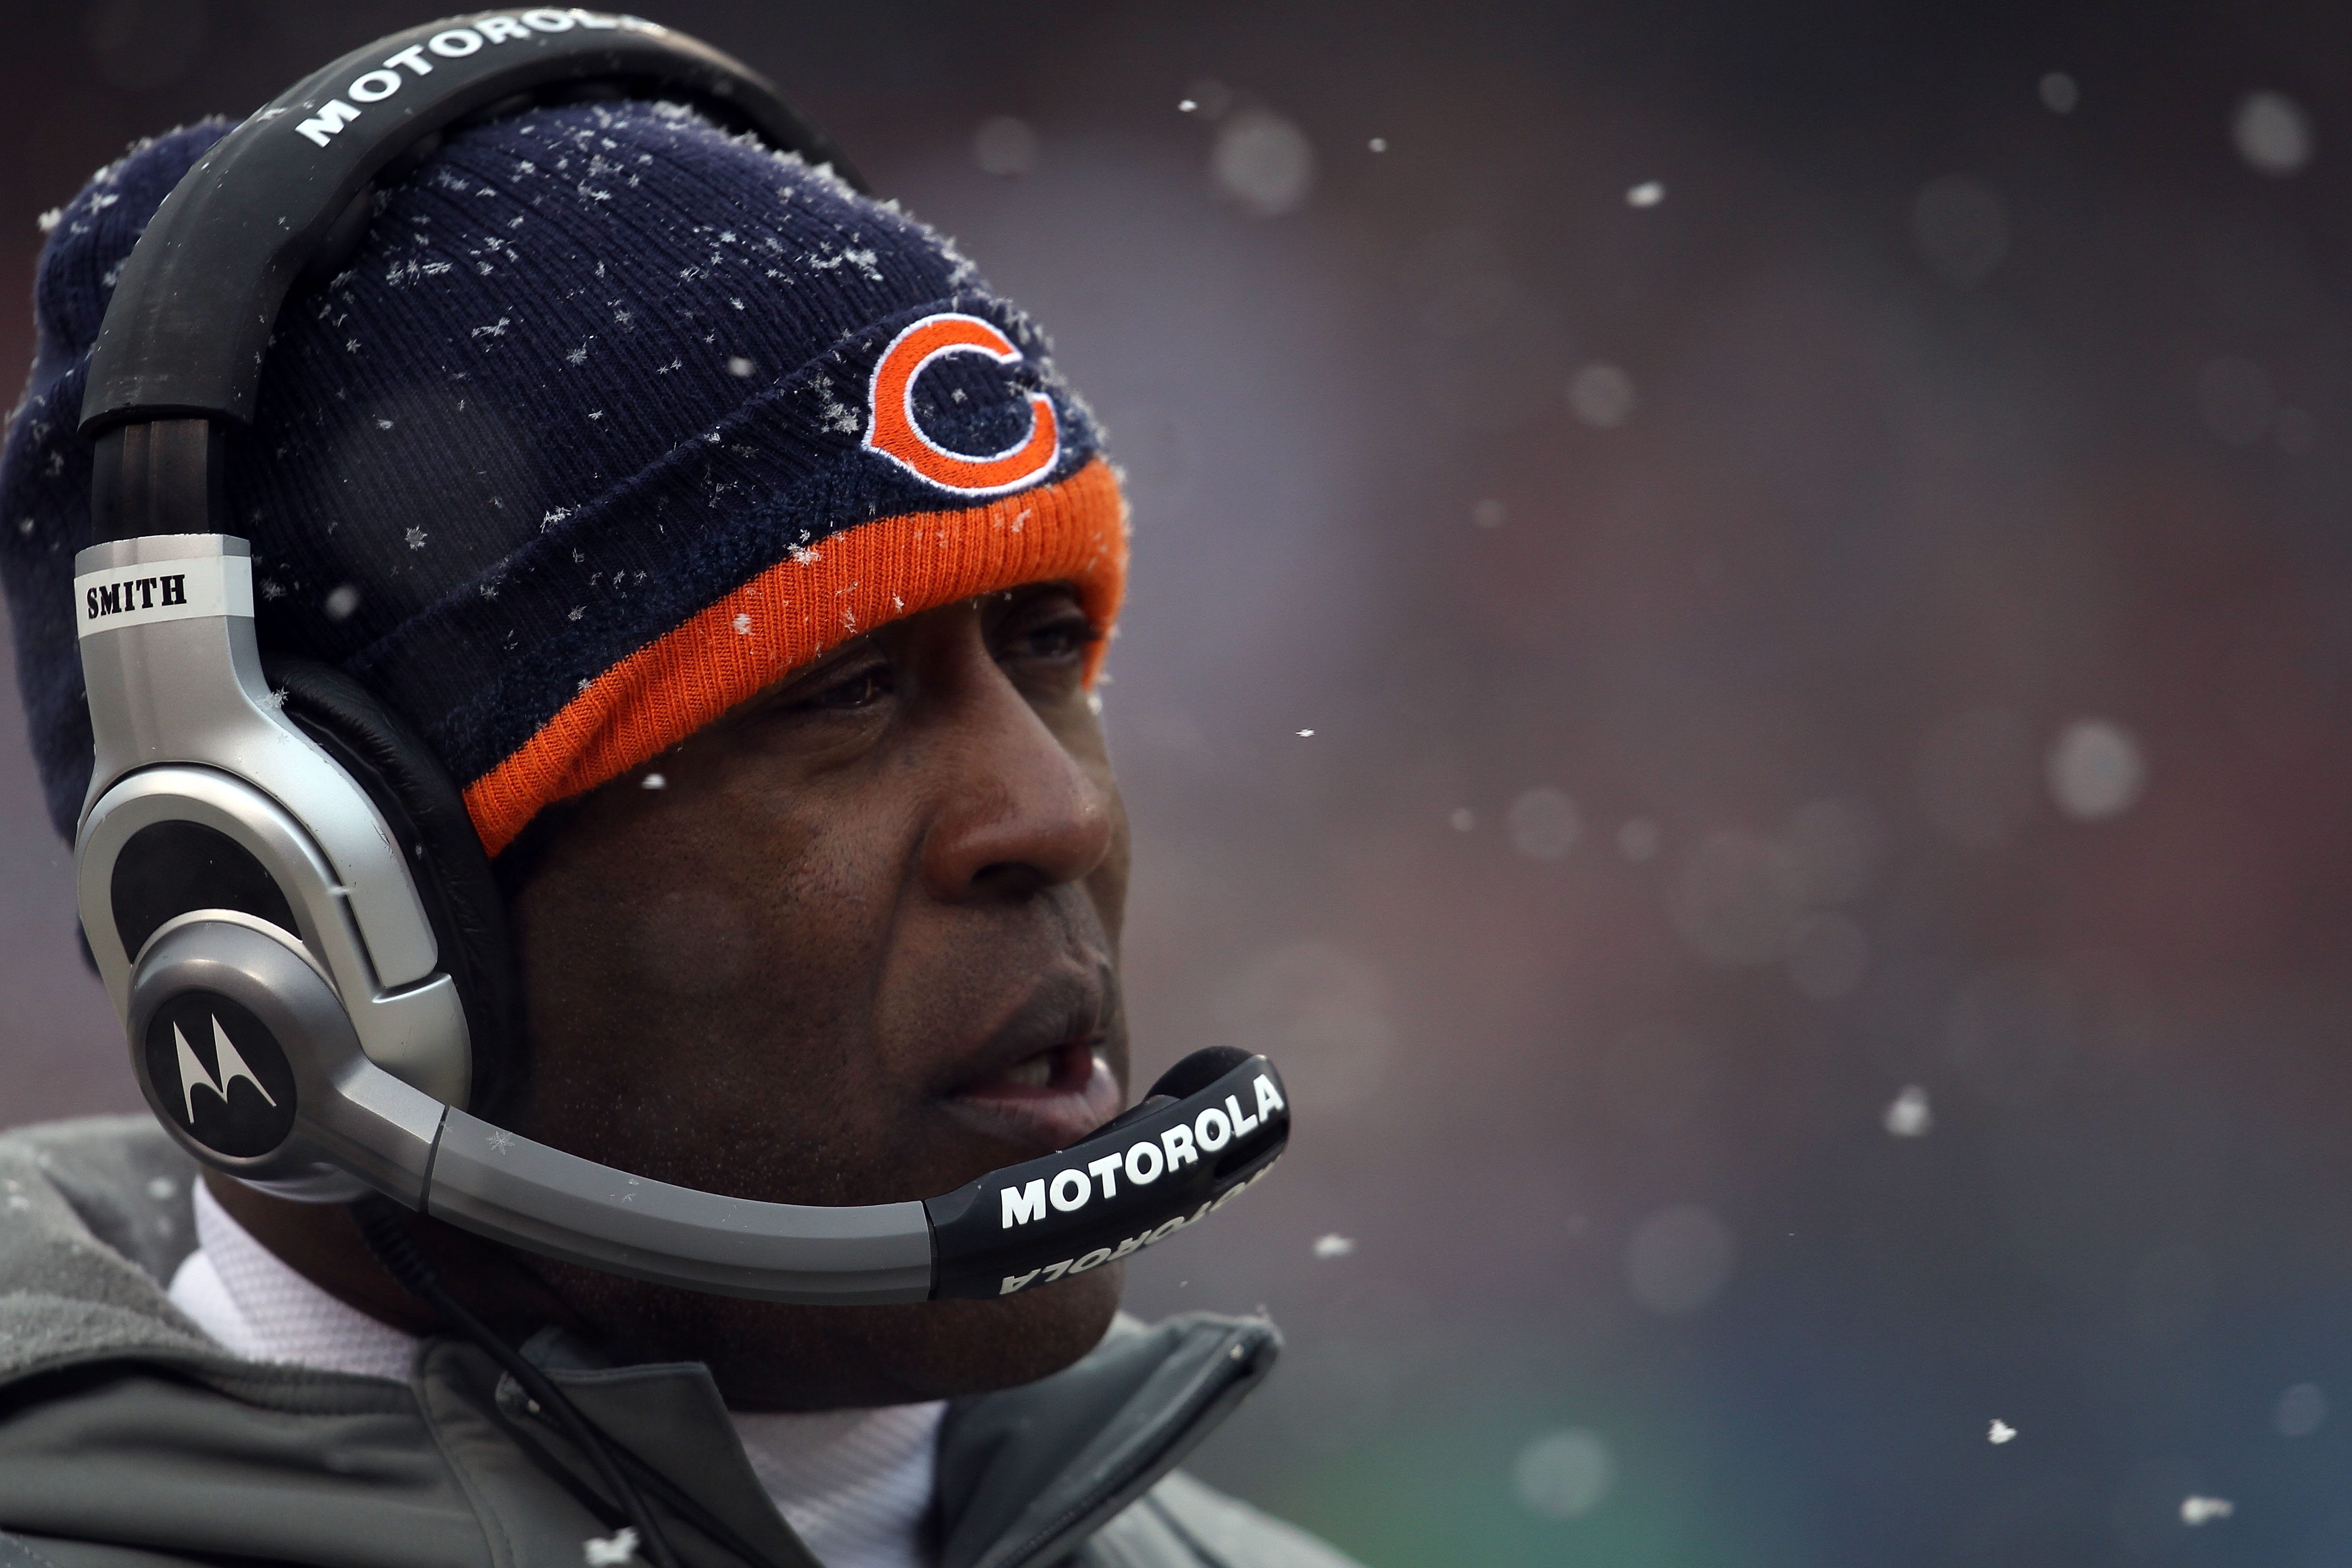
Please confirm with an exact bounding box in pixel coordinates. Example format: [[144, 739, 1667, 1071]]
[[498, 582, 1130, 1409]]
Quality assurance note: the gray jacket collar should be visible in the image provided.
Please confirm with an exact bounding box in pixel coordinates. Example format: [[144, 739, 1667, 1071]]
[[0, 1115, 1280, 1568]]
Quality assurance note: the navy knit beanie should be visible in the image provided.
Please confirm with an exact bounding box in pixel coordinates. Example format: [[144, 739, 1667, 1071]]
[[2, 102, 1125, 853]]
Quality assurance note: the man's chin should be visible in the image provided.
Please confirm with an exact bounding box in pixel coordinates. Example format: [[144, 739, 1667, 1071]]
[[540, 1257, 1127, 1411]]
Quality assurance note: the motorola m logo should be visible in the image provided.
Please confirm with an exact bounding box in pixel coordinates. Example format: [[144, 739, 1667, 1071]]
[[170, 1015, 277, 1123], [144, 997, 298, 1158]]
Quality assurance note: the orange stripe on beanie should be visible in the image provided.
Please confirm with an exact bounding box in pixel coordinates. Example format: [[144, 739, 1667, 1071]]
[[462, 457, 1127, 855]]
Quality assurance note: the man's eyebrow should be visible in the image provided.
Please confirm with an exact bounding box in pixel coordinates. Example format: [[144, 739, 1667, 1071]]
[[990, 580, 1090, 613]]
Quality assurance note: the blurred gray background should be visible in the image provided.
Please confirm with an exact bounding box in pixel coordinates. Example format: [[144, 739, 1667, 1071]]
[[8, 2, 2352, 1564]]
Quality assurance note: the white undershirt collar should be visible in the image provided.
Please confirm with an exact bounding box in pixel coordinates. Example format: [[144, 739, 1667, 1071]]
[[167, 1179, 942, 1568]]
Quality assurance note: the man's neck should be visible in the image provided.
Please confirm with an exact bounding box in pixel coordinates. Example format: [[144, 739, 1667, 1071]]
[[171, 1176, 418, 1379]]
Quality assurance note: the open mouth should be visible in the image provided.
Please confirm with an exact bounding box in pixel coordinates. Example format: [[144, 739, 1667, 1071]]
[[945, 1040, 1125, 1154]]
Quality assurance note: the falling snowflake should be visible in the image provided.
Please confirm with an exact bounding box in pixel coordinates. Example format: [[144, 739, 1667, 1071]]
[[2181, 1496, 2234, 1526], [582, 1527, 640, 1566], [404, 527, 427, 551], [1988, 1420, 2016, 1444], [733, 612, 753, 634], [1297, 728, 1316, 738], [1884, 1085, 1933, 1138], [1312, 1234, 1356, 1259], [1626, 181, 1666, 207], [640, 773, 667, 790]]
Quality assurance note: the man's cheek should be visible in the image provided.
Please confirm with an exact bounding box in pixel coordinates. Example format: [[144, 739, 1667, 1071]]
[[1086, 859, 1129, 950], [1088, 784, 1131, 942], [626, 884, 760, 999]]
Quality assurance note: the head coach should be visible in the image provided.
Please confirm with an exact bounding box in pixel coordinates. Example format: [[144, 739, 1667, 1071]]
[[0, 13, 1352, 1568]]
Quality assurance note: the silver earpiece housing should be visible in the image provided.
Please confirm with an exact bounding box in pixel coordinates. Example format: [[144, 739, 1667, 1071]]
[[75, 534, 471, 1196], [126, 912, 444, 1202]]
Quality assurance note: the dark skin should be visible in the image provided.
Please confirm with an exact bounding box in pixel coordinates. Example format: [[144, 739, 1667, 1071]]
[[213, 582, 1133, 1409]]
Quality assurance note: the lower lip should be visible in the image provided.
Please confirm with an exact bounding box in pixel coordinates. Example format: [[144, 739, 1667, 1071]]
[[945, 1047, 1125, 1153]]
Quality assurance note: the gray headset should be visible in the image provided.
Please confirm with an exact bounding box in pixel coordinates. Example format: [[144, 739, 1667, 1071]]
[[71, 10, 1287, 1305]]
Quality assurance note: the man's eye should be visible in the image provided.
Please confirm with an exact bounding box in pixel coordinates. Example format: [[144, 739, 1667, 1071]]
[[805, 665, 895, 711], [1004, 617, 1095, 664]]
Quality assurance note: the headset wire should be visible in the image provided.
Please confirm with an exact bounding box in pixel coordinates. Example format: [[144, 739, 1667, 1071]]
[[350, 1196, 687, 1568]]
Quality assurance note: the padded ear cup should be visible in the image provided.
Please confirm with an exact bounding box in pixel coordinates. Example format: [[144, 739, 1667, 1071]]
[[260, 655, 517, 1113]]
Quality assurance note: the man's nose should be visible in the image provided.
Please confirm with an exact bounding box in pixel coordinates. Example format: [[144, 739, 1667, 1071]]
[[918, 668, 1115, 902]]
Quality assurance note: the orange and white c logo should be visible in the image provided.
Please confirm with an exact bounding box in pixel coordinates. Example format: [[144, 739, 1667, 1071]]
[[863, 312, 1061, 495]]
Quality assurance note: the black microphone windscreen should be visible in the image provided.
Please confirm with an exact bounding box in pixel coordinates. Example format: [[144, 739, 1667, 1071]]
[[1147, 1045, 1254, 1101]]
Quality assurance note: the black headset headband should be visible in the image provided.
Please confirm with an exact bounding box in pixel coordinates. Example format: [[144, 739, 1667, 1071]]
[[81, 9, 862, 542]]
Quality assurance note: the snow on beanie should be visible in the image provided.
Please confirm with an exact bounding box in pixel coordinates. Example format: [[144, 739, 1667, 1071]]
[[1, 103, 1126, 853]]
